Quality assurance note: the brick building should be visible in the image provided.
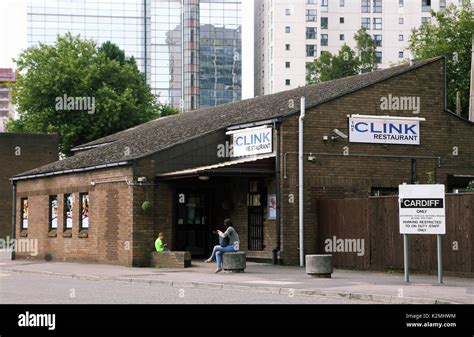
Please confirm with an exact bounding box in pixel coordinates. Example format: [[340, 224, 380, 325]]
[[1, 133, 58, 239], [12, 57, 474, 266]]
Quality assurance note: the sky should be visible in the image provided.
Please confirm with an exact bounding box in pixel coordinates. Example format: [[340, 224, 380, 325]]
[[0, 0, 254, 99], [0, 0, 27, 69]]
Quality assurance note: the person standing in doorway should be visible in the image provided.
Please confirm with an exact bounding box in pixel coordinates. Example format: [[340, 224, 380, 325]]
[[205, 219, 240, 273]]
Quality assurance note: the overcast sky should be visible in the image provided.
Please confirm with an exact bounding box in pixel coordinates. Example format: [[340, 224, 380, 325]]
[[0, 0, 254, 99]]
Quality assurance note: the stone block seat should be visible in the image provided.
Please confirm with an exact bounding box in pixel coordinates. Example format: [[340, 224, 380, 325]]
[[222, 251, 246, 273], [305, 254, 333, 278], [151, 251, 191, 268]]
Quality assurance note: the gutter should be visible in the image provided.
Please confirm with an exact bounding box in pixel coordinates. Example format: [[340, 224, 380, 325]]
[[10, 161, 131, 182]]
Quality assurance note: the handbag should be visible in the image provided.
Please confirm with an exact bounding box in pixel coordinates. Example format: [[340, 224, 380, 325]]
[[219, 236, 230, 247]]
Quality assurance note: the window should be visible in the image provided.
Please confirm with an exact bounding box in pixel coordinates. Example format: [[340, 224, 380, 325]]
[[375, 51, 382, 64], [64, 194, 74, 230], [321, 0, 328, 11], [399, 0, 404, 7], [306, 27, 317, 39], [321, 17, 328, 29], [340, 34, 345, 41], [285, 26, 291, 33], [399, 17, 404, 24], [285, 8, 291, 16], [306, 9, 317, 22], [421, 17, 431, 24], [373, 18, 382, 30], [399, 34, 404, 41], [247, 179, 264, 251], [306, 0, 316, 3], [80, 193, 89, 230], [399, 51, 404, 58], [285, 44, 291, 51], [285, 79, 291, 86], [422, 0, 431, 12], [20, 198, 28, 230], [361, 18, 370, 29], [49, 196, 58, 230], [321, 34, 328, 46], [306, 44, 316, 57], [340, 0, 345, 6], [361, 0, 370, 13], [285, 61, 291, 68], [373, 0, 382, 13], [373, 34, 382, 47], [340, 17, 344, 24], [440, 0, 446, 9]]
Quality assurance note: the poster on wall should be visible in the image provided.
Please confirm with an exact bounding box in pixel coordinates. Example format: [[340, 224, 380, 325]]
[[65, 194, 74, 229], [268, 194, 276, 220], [50, 197, 58, 229], [81, 194, 89, 229], [21, 199, 28, 229]]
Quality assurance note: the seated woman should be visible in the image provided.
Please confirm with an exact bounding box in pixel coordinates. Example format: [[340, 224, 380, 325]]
[[205, 219, 240, 273]]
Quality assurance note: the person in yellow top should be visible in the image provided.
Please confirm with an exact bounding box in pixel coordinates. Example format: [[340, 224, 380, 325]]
[[155, 232, 169, 252]]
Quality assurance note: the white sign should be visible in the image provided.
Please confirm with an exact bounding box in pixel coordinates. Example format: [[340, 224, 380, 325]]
[[399, 184, 446, 234], [349, 116, 421, 145], [232, 126, 272, 157]]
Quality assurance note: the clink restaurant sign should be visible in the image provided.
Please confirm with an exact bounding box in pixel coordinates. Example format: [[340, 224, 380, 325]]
[[349, 115, 424, 145], [232, 126, 273, 157]]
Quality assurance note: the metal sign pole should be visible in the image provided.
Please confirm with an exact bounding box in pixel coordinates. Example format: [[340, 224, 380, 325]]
[[437, 234, 443, 284], [404, 234, 409, 283]]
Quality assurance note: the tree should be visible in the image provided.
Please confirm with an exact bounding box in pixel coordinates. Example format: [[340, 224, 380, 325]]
[[7, 33, 178, 155], [306, 29, 377, 84], [408, 2, 474, 118], [354, 28, 378, 73], [306, 45, 359, 84]]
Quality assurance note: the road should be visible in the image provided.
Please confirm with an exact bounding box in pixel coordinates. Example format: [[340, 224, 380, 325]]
[[0, 271, 369, 304]]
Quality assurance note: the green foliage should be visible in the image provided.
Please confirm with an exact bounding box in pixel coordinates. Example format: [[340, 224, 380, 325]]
[[306, 28, 377, 84], [7, 33, 177, 155], [408, 2, 474, 118], [466, 180, 474, 192]]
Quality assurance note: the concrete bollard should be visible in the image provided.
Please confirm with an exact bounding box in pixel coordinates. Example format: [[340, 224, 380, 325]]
[[305, 254, 333, 278], [222, 251, 246, 273]]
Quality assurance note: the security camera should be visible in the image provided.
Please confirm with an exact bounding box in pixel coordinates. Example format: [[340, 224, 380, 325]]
[[308, 153, 316, 162], [332, 129, 348, 140], [137, 177, 147, 183]]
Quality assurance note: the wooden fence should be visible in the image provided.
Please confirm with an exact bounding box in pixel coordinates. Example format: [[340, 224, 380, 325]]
[[316, 193, 474, 276]]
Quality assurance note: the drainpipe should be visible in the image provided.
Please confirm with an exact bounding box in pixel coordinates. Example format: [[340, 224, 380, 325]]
[[272, 121, 281, 265], [11, 180, 16, 260], [298, 97, 305, 267], [469, 33, 474, 122]]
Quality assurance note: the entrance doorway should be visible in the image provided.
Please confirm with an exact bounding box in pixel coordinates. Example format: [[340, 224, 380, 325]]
[[175, 191, 210, 258]]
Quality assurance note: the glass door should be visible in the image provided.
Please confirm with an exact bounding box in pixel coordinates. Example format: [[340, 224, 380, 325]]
[[175, 191, 209, 258]]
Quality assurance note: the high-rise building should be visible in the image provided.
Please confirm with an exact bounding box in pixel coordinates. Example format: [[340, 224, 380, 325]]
[[27, 0, 241, 111], [0, 68, 17, 132], [254, 0, 468, 96]]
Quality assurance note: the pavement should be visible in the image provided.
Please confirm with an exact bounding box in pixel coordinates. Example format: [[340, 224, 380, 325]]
[[1, 252, 473, 304]]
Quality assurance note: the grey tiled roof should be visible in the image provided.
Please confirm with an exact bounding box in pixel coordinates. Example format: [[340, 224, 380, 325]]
[[13, 57, 443, 179]]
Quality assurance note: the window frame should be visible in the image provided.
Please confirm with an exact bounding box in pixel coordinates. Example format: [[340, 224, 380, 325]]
[[49, 195, 58, 231], [79, 192, 90, 231]]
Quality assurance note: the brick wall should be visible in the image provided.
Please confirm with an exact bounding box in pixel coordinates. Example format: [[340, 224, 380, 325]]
[[14, 166, 134, 265], [0, 133, 58, 239], [279, 58, 474, 265]]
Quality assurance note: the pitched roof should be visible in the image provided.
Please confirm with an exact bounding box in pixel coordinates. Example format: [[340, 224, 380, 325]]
[[12, 57, 443, 180]]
